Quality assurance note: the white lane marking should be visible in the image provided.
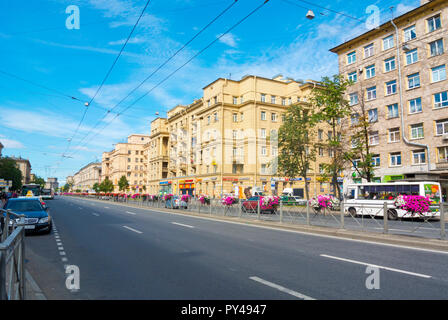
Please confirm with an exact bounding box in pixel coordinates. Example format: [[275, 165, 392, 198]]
[[171, 222, 195, 228], [104, 206, 110, 209], [78, 207, 83, 209], [92, 213, 100, 217], [126, 211, 137, 215], [59, 251, 66, 256], [123, 226, 143, 234], [58, 247, 64, 251], [61, 257, 68, 262], [250, 276, 315, 300], [320, 254, 432, 279]]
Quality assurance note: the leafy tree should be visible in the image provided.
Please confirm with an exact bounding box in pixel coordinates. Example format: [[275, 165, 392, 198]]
[[92, 182, 100, 193], [31, 175, 46, 188], [0, 158, 23, 191], [62, 184, 70, 192], [99, 178, 114, 193], [118, 175, 129, 192], [311, 75, 352, 199], [343, 82, 376, 182], [277, 104, 317, 200]]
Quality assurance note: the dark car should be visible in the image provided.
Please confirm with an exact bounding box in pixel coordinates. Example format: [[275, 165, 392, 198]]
[[3, 198, 52, 234]]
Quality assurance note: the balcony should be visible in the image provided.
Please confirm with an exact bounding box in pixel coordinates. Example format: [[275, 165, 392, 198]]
[[436, 159, 448, 170]]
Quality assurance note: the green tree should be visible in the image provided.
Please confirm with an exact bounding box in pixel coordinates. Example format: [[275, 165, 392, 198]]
[[99, 178, 114, 193], [118, 175, 129, 192], [31, 175, 46, 188], [277, 104, 317, 200], [311, 75, 352, 199], [92, 182, 100, 193], [0, 158, 23, 191], [62, 184, 70, 192]]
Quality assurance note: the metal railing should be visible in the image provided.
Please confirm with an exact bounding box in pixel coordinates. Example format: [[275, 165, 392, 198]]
[[0, 209, 26, 300], [69, 195, 447, 240]]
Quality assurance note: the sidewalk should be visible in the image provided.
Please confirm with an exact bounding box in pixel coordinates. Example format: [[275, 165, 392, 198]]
[[73, 196, 448, 253], [25, 269, 46, 300]]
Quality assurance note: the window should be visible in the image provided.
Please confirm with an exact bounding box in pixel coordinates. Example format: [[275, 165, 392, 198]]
[[413, 150, 426, 164], [261, 164, 266, 174], [409, 98, 422, 113], [240, 113, 244, 121], [383, 35, 394, 50], [368, 109, 378, 123], [349, 92, 359, 105], [207, 100, 211, 107], [128, 158, 131, 162], [233, 113, 238, 122], [390, 152, 402, 166], [288, 98, 292, 105], [261, 146, 267, 156], [388, 103, 399, 118], [282, 98, 286, 106], [366, 86, 376, 100], [410, 123, 424, 139], [434, 91, 448, 109], [364, 43, 374, 58], [384, 57, 396, 72], [128, 150, 131, 155], [318, 129, 323, 141], [431, 65, 446, 83], [347, 51, 356, 64], [386, 80, 397, 95], [369, 131, 379, 145], [427, 15, 441, 32], [389, 128, 400, 142], [260, 94, 266, 102], [214, 113, 218, 122], [232, 147, 237, 156], [207, 115, 211, 124], [430, 39, 444, 56], [272, 147, 278, 156], [438, 146, 448, 162], [261, 128, 266, 138], [404, 25, 416, 42], [233, 96, 238, 104], [271, 113, 277, 122], [240, 96, 244, 104], [214, 96, 218, 104], [406, 49, 418, 65], [365, 65, 375, 79], [261, 111, 266, 120], [372, 155, 380, 167], [348, 71, 357, 83], [407, 73, 420, 89], [351, 113, 359, 125], [318, 147, 324, 156], [436, 119, 448, 135], [271, 96, 276, 104], [351, 137, 360, 148], [232, 130, 237, 139]]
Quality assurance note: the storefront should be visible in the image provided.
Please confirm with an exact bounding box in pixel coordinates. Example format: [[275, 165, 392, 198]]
[[179, 179, 195, 196], [159, 181, 172, 195]]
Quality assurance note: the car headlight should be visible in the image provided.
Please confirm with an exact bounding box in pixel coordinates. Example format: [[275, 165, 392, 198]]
[[39, 217, 49, 223]]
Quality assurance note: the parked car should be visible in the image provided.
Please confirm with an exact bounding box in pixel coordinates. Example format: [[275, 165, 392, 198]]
[[281, 195, 307, 206], [241, 196, 276, 214], [2, 198, 52, 234]]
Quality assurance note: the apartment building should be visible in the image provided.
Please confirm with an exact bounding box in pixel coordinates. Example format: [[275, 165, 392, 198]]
[[330, 0, 448, 195], [45, 177, 59, 191], [146, 74, 333, 198], [101, 134, 150, 192], [72, 163, 101, 192], [8, 156, 31, 184]]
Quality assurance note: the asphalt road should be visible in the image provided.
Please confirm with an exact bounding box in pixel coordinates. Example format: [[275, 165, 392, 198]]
[[24, 196, 448, 300]]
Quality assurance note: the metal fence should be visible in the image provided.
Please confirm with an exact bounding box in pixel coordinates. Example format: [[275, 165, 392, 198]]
[[0, 209, 26, 300], [71, 195, 447, 240]]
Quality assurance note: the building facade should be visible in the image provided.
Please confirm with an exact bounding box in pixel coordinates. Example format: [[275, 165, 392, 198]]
[[72, 163, 101, 192], [146, 74, 334, 198], [45, 177, 59, 191], [330, 0, 448, 195], [101, 135, 150, 192], [9, 156, 31, 184]]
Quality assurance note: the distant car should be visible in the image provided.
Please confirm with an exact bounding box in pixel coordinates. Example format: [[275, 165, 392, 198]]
[[241, 196, 275, 214], [281, 196, 307, 206], [2, 198, 52, 234]]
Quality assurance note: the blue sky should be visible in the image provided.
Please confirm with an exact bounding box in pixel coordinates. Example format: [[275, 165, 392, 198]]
[[0, 0, 420, 184]]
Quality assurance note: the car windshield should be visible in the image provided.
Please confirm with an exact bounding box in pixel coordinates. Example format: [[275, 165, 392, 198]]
[[6, 200, 43, 212]]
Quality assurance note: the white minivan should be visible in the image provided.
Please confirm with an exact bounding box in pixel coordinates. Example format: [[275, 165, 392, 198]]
[[344, 181, 442, 220]]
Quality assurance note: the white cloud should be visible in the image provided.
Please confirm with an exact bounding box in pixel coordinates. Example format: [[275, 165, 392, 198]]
[[218, 33, 238, 48], [0, 136, 24, 149]]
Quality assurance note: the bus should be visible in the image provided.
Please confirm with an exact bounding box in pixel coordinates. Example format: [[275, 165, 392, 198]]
[[41, 188, 54, 200], [344, 181, 442, 220], [21, 183, 42, 197]]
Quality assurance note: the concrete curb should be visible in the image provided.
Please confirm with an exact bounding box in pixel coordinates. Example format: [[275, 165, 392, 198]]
[[25, 269, 47, 300], [67, 196, 448, 253]]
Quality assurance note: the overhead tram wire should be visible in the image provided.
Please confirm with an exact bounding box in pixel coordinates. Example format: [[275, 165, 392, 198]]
[[65, 0, 240, 155], [65, 0, 271, 159], [60, 0, 152, 160]]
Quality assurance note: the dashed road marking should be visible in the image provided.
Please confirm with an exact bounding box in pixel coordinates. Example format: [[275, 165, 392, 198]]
[[250, 276, 315, 300], [123, 226, 143, 234], [126, 211, 137, 215], [172, 222, 195, 228]]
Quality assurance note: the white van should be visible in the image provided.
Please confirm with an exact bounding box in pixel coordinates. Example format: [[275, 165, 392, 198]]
[[344, 181, 442, 220]]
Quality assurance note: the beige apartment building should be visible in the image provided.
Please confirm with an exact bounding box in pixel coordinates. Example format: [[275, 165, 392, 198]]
[[9, 156, 31, 184], [330, 0, 448, 195], [101, 134, 150, 192], [72, 163, 101, 192], [146, 74, 334, 198]]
